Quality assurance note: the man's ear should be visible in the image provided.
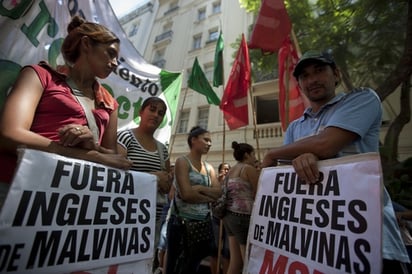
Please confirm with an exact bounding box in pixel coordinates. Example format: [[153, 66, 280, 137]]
[[297, 78, 302, 89], [333, 67, 341, 87]]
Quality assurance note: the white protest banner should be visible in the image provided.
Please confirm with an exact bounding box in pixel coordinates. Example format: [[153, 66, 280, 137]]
[[245, 153, 383, 274], [0, 0, 182, 144], [0, 149, 157, 274]]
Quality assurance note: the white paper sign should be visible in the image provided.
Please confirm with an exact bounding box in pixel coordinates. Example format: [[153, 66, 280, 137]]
[[0, 149, 157, 274], [245, 153, 383, 274]]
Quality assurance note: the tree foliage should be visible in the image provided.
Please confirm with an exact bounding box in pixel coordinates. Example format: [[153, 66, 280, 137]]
[[238, 0, 261, 13], [244, 0, 410, 90]]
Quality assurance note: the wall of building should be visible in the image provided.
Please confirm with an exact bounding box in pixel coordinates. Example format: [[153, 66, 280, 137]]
[[119, 1, 159, 55]]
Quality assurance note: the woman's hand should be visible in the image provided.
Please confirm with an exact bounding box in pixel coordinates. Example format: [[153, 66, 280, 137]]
[[58, 124, 97, 150], [95, 152, 133, 170], [152, 170, 171, 194], [192, 185, 217, 202]]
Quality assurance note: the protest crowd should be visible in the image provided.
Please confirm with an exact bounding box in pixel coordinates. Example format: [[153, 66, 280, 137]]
[[1, 5, 412, 274]]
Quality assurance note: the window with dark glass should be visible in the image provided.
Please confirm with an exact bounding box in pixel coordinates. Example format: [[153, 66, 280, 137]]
[[212, 2, 221, 14], [193, 35, 202, 49], [178, 110, 190, 133], [197, 107, 209, 130], [198, 8, 206, 21], [255, 94, 280, 124]]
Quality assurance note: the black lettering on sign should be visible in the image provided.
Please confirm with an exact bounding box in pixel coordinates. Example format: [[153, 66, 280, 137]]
[[26, 230, 61, 269], [314, 199, 330, 228], [0, 244, 24, 272], [26, 192, 59, 226], [92, 228, 108, 260], [324, 170, 340, 196], [348, 200, 367, 234], [335, 235, 350, 272], [70, 163, 90, 190], [94, 196, 111, 225], [331, 200, 345, 231], [51, 160, 135, 194], [90, 166, 105, 192], [12, 191, 32, 226], [51, 160, 71, 188], [56, 193, 81, 226], [140, 226, 151, 252], [111, 197, 126, 225], [354, 239, 371, 274], [300, 198, 314, 225], [139, 199, 151, 224], [259, 195, 278, 218], [57, 230, 83, 264]]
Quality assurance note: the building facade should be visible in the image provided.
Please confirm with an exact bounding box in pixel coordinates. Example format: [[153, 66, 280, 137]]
[[119, 0, 285, 169], [118, 0, 412, 170]]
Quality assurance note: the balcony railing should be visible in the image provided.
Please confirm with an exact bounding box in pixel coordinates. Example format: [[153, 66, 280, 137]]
[[154, 30, 173, 43], [152, 59, 166, 68], [164, 6, 179, 15], [253, 124, 283, 139]]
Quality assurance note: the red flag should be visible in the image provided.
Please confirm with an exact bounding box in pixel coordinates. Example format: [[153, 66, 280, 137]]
[[278, 36, 308, 131], [220, 34, 251, 130], [249, 0, 292, 53]]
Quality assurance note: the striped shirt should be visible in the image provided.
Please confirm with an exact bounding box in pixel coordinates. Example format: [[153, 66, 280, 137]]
[[117, 129, 169, 173], [117, 129, 169, 210]]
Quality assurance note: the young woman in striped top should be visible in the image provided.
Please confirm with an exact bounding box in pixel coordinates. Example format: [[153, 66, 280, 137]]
[[117, 96, 172, 271]]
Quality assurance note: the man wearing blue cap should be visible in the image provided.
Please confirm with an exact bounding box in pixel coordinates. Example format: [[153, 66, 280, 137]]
[[262, 50, 411, 273]]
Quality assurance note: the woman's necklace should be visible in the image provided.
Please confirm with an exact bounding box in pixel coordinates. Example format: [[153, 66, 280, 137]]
[[188, 155, 203, 173], [134, 129, 156, 151]]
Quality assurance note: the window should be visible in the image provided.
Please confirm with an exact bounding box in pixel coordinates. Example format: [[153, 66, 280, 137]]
[[155, 24, 173, 43], [204, 64, 213, 82], [197, 107, 209, 130], [198, 8, 206, 21], [128, 23, 139, 37], [208, 29, 219, 42], [152, 49, 166, 68], [193, 35, 202, 50], [163, 23, 172, 32], [153, 49, 165, 61], [212, 2, 221, 14], [170, 1, 178, 9], [178, 110, 190, 133], [255, 94, 279, 124]]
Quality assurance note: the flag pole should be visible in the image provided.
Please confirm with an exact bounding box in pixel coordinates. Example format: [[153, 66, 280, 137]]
[[217, 29, 226, 274], [283, 28, 301, 130], [284, 49, 291, 129], [291, 28, 302, 56], [168, 82, 187, 157], [216, 110, 226, 274], [248, 83, 261, 163]]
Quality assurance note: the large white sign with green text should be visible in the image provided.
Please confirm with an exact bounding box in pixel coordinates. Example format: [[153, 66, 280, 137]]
[[0, 0, 181, 144]]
